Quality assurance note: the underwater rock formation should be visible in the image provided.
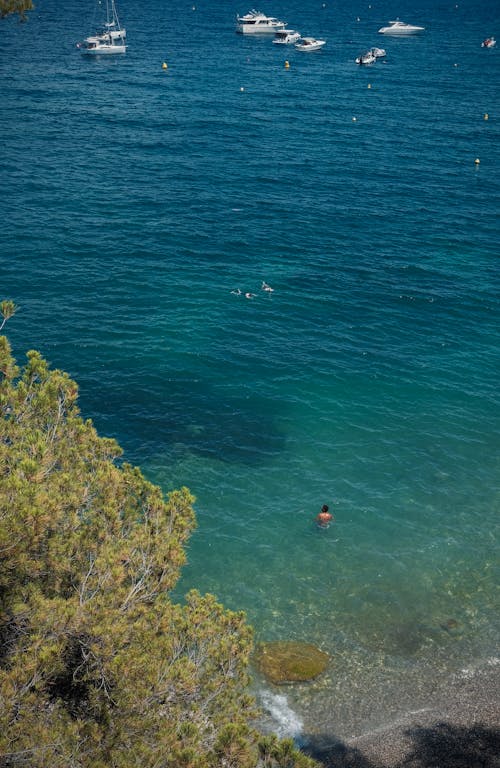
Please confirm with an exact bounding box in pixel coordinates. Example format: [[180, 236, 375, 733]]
[[254, 641, 330, 685]]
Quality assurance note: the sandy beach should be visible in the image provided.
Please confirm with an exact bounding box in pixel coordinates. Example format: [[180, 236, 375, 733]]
[[302, 664, 500, 767]]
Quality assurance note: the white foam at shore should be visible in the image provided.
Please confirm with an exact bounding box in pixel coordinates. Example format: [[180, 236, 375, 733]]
[[259, 689, 304, 739]]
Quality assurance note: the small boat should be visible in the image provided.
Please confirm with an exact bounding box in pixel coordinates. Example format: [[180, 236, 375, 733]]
[[78, 0, 126, 55], [481, 37, 496, 48], [356, 50, 376, 64], [378, 19, 425, 35], [236, 9, 286, 34], [273, 29, 301, 44], [294, 37, 326, 52], [370, 47, 386, 57]]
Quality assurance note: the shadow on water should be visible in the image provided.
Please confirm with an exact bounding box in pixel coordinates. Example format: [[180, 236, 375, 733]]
[[80, 377, 287, 467], [301, 722, 500, 767], [302, 736, 377, 767]]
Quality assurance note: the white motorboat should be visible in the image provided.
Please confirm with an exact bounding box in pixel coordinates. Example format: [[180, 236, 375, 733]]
[[78, 0, 126, 54], [236, 9, 286, 34], [378, 20, 425, 35], [370, 47, 386, 57], [356, 50, 376, 64], [273, 29, 301, 44], [294, 37, 326, 51], [481, 37, 496, 48]]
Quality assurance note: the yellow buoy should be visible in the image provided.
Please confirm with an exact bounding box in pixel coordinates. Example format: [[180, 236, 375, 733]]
[[474, 158, 480, 164], [484, 113, 489, 120], [367, 83, 372, 89], [284, 60, 290, 69], [162, 62, 168, 70]]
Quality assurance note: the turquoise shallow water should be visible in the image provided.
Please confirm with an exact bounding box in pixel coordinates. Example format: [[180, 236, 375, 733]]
[[1, 0, 499, 742]]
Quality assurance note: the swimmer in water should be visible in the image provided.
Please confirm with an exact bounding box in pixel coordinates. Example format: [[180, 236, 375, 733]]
[[262, 281, 274, 293], [315, 504, 333, 529], [245, 292, 256, 299]]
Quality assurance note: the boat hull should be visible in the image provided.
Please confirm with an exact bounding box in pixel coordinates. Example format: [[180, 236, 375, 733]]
[[81, 45, 127, 54], [295, 40, 326, 51], [378, 25, 424, 35], [237, 24, 285, 34], [356, 54, 375, 64]]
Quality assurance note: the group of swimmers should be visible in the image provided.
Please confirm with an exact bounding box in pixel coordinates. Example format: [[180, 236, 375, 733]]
[[231, 281, 274, 299]]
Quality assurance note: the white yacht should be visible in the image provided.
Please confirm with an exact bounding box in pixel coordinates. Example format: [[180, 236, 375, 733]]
[[294, 37, 326, 51], [356, 50, 376, 65], [378, 20, 425, 35], [236, 10, 286, 34], [273, 29, 301, 44], [79, 0, 126, 54]]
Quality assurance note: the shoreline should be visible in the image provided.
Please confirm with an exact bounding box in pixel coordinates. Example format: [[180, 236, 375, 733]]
[[301, 663, 500, 767]]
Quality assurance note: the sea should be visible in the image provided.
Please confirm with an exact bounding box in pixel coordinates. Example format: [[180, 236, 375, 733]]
[[1, 0, 499, 749]]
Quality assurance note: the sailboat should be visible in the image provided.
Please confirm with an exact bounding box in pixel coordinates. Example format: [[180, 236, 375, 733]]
[[78, 0, 127, 55]]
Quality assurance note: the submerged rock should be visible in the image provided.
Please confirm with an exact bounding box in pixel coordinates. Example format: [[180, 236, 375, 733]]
[[440, 617, 460, 633], [254, 641, 330, 685]]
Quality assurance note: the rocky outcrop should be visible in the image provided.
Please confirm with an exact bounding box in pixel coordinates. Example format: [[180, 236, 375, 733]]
[[254, 641, 329, 685]]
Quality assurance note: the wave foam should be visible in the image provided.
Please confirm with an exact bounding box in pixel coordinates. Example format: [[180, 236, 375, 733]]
[[259, 689, 304, 739]]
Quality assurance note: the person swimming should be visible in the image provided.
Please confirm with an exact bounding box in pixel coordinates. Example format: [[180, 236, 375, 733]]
[[315, 504, 333, 528], [261, 281, 274, 292]]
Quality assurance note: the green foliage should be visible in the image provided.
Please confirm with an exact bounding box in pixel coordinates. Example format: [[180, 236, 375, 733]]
[[0, 300, 17, 331], [0, 336, 318, 767], [258, 736, 318, 768], [0, 0, 33, 20]]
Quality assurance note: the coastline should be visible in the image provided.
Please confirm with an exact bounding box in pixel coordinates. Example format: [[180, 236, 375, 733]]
[[302, 663, 500, 767]]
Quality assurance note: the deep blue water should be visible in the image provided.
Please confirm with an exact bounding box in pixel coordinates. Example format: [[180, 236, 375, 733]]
[[1, 0, 499, 742]]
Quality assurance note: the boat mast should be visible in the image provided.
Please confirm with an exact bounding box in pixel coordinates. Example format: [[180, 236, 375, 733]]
[[104, 0, 114, 27], [111, 0, 120, 28]]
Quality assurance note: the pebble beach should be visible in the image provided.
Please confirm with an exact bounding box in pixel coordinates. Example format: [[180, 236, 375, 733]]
[[304, 664, 500, 766]]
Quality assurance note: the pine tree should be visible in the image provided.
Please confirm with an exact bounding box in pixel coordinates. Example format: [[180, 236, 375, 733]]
[[0, 1, 33, 20], [0, 334, 318, 768]]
